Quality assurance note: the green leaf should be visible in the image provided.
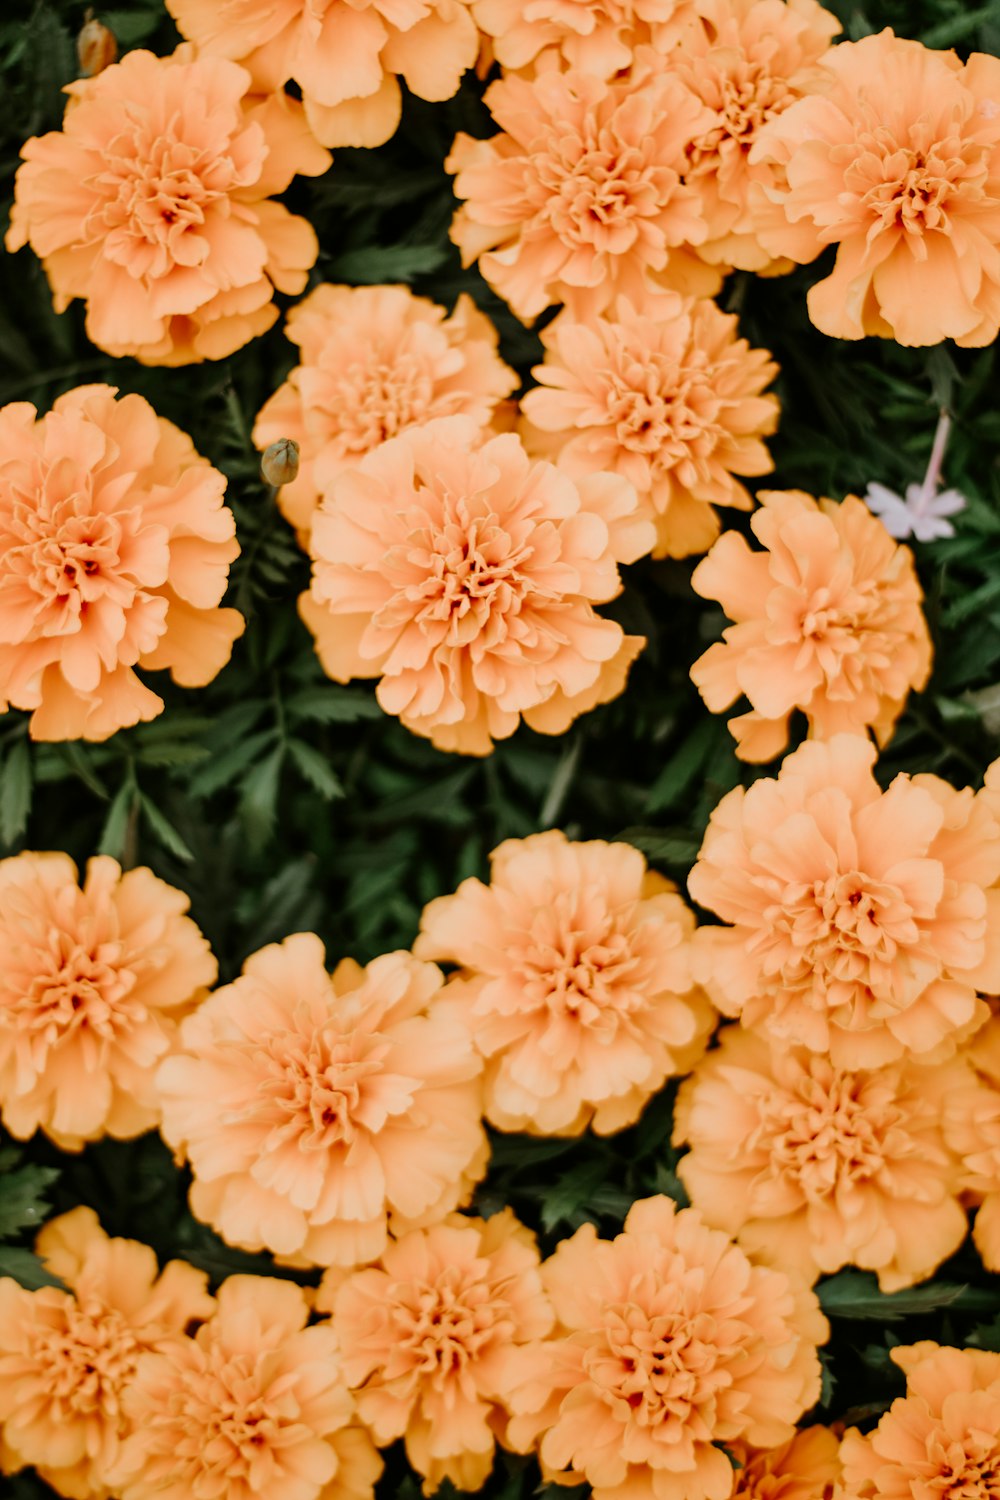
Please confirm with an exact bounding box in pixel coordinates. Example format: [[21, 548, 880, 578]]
[[540, 1158, 613, 1233], [285, 686, 384, 724], [287, 739, 343, 801], [0, 1246, 65, 1291], [97, 781, 136, 859], [0, 1163, 60, 1242], [618, 827, 701, 868], [327, 244, 449, 284], [0, 737, 32, 845], [239, 747, 285, 849], [188, 728, 278, 799], [646, 718, 718, 814], [138, 795, 195, 863], [818, 1272, 1000, 1321]]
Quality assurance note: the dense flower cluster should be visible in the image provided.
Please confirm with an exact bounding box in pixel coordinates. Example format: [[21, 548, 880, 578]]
[[301, 417, 654, 754], [0, 386, 244, 739], [7, 48, 329, 364]]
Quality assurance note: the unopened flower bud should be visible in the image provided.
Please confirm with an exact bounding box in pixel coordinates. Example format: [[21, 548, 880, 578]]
[[260, 438, 300, 487], [77, 14, 118, 77]]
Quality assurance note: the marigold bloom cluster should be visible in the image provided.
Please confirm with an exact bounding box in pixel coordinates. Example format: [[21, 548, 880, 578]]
[[0, 1207, 213, 1500], [689, 734, 1000, 1068], [674, 1024, 969, 1290], [751, 29, 1000, 347], [0, 851, 215, 1151], [6, 48, 329, 364], [300, 417, 654, 755], [321, 1210, 554, 1494], [521, 293, 779, 558], [838, 1342, 1000, 1499], [167, 0, 479, 148], [416, 830, 715, 1134], [156, 932, 488, 1267], [0, 386, 244, 740], [112, 1274, 380, 1500], [253, 284, 518, 535], [447, 65, 721, 325], [505, 1195, 828, 1500], [690, 488, 933, 761]]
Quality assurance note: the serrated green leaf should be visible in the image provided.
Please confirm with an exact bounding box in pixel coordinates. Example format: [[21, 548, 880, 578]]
[[0, 737, 32, 845], [0, 1246, 66, 1291], [138, 795, 195, 862], [98, 781, 136, 859], [327, 244, 449, 283], [540, 1158, 612, 1233], [818, 1272, 1000, 1321], [287, 739, 343, 801], [188, 728, 278, 798], [239, 747, 284, 849], [285, 687, 383, 724], [0, 1163, 60, 1241], [618, 827, 701, 868]]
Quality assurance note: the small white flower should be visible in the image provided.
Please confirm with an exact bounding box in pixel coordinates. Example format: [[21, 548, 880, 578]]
[[863, 408, 966, 542], [864, 480, 967, 542]]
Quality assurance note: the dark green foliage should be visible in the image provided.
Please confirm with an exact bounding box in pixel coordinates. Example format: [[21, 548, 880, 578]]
[[4, 0, 1000, 1495]]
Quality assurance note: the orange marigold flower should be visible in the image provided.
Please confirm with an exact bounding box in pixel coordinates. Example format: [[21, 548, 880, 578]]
[[663, 0, 840, 273], [944, 1013, 1000, 1272], [300, 417, 654, 756], [505, 1195, 828, 1500], [749, 30, 1000, 346], [838, 1342, 1000, 1500], [6, 48, 329, 365], [415, 830, 716, 1135], [321, 1210, 554, 1495], [0, 1207, 213, 1500], [156, 933, 488, 1267], [673, 1024, 970, 1291], [520, 294, 779, 559], [689, 734, 1000, 1068], [166, 0, 478, 148], [728, 1428, 840, 1500], [253, 285, 518, 535], [0, 386, 244, 740], [690, 489, 932, 762], [0, 852, 215, 1151], [112, 1275, 378, 1500], [471, 0, 696, 76], [447, 66, 722, 325]]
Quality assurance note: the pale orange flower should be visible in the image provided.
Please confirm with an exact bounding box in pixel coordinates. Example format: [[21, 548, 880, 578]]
[[728, 1428, 840, 1500], [6, 48, 329, 364], [838, 1342, 1000, 1500], [690, 489, 932, 762], [415, 830, 715, 1135], [156, 933, 488, 1267], [520, 294, 779, 559], [471, 0, 696, 76], [253, 285, 518, 535], [322, 1210, 554, 1494], [944, 1014, 1000, 1272], [447, 66, 722, 325], [663, 0, 840, 272], [112, 1275, 378, 1500], [167, 0, 478, 148], [749, 30, 1000, 346], [689, 734, 1000, 1068], [0, 1207, 213, 1500], [506, 1195, 827, 1500], [0, 386, 244, 740], [674, 1024, 970, 1291], [0, 852, 215, 1151], [300, 417, 654, 756]]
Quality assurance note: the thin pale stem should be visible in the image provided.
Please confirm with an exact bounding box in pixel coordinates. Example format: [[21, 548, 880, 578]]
[[921, 408, 952, 498]]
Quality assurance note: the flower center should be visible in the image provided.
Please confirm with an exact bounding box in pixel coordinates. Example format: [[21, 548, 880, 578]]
[[689, 63, 792, 165], [159, 1351, 288, 1482], [751, 1065, 908, 1203], [932, 1440, 1000, 1499], [540, 129, 665, 249], [515, 891, 642, 1027], [390, 1267, 509, 1387], [32, 1298, 141, 1418], [4, 485, 129, 616], [254, 1027, 390, 1150], [330, 356, 437, 452], [6, 931, 139, 1045], [840, 125, 990, 240], [587, 1300, 724, 1426]]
